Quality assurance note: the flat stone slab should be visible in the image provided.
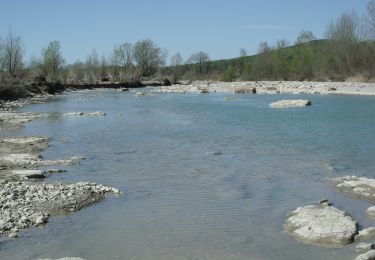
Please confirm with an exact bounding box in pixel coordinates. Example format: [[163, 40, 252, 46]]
[[269, 99, 312, 108], [12, 170, 46, 179], [2, 137, 48, 145], [63, 111, 106, 117], [355, 250, 375, 260], [284, 204, 358, 246], [329, 176, 375, 203], [0, 153, 85, 169]]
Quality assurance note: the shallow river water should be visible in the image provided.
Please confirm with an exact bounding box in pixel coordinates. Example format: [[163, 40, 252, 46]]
[[1, 89, 375, 260]]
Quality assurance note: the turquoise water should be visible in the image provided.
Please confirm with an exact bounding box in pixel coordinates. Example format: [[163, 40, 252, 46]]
[[1, 89, 375, 260]]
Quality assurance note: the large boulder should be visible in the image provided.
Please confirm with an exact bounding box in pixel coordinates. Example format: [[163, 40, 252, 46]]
[[284, 203, 358, 246], [269, 99, 312, 108]]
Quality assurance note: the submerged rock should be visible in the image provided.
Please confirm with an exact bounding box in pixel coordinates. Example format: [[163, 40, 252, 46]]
[[355, 250, 375, 260], [329, 176, 375, 203], [63, 111, 106, 117], [284, 204, 358, 246], [135, 92, 145, 96], [206, 150, 222, 156], [269, 99, 312, 108], [39, 257, 86, 260], [0, 112, 49, 126]]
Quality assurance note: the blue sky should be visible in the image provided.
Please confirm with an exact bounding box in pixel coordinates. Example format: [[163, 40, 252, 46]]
[[0, 0, 369, 64]]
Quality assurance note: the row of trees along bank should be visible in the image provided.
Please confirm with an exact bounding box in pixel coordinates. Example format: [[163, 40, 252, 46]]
[[1, 0, 375, 85]]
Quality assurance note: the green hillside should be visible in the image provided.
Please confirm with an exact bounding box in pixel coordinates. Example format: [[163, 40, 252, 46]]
[[165, 39, 375, 82]]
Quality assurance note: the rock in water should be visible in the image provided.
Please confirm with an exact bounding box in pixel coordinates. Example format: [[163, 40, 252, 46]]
[[356, 243, 375, 252], [39, 256, 85, 260], [355, 250, 375, 260], [269, 99, 312, 108], [367, 206, 375, 219], [234, 87, 256, 94], [355, 227, 375, 241], [284, 204, 357, 246], [12, 170, 46, 179], [329, 176, 375, 203], [63, 111, 106, 117]]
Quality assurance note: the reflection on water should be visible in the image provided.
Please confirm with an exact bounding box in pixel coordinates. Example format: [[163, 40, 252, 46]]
[[1, 89, 375, 260]]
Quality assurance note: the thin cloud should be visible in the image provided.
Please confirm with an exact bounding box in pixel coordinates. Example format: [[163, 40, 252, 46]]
[[243, 25, 288, 30]]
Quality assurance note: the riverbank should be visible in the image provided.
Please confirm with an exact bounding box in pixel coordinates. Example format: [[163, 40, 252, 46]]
[[157, 80, 375, 95], [1, 82, 375, 259], [2, 80, 375, 106], [0, 96, 120, 243], [0, 79, 170, 103]]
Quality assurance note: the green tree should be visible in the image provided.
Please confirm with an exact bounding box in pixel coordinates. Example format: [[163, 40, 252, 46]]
[[292, 30, 317, 80], [187, 51, 210, 75], [41, 41, 64, 81], [222, 65, 236, 82]]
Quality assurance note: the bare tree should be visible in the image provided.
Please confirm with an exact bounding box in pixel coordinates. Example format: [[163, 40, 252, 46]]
[[41, 41, 64, 81], [326, 11, 364, 43], [113, 43, 133, 80], [187, 51, 210, 74], [257, 41, 272, 54], [276, 39, 289, 49], [86, 49, 100, 83], [239, 48, 247, 73], [295, 30, 316, 45], [70, 60, 85, 82], [2, 30, 24, 81], [367, 0, 375, 37], [325, 11, 366, 74], [132, 39, 166, 77], [170, 52, 182, 83], [100, 55, 108, 80]]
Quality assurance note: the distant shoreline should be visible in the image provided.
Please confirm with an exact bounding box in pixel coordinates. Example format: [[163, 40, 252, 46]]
[[1, 80, 375, 108], [157, 80, 375, 96]]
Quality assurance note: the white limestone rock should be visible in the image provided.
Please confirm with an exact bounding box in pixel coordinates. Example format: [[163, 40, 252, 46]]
[[355, 250, 375, 260], [284, 204, 357, 246], [269, 99, 312, 108], [329, 176, 375, 203]]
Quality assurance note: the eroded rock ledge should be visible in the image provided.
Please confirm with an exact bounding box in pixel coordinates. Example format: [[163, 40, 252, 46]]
[[0, 180, 119, 239], [329, 176, 375, 204]]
